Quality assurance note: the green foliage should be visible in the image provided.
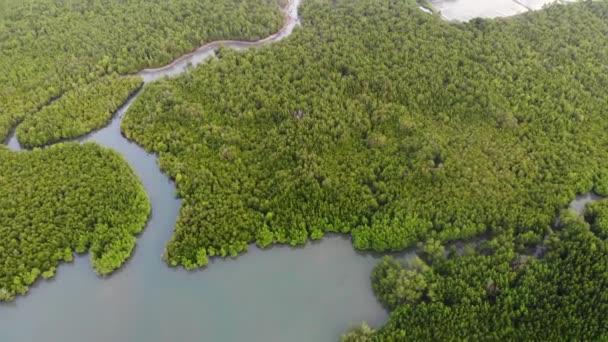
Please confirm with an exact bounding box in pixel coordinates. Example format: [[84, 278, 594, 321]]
[[16, 75, 142, 147], [357, 211, 608, 340], [0, 0, 284, 142], [371, 256, 429, 310], [0, 143, 150, 300], [63, 247, 74, 263], [124, 0, 608, 268], [341, 322, 375, 342], [255, 225, 275, 248], [584, 198, 608, 239], [0, 0, 285, 300], [196, 248, 209, 267], [41, 267, 56, 280]]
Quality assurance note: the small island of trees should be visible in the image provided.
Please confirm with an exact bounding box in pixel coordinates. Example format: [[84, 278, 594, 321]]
[[0, 0, 286, 299], [0, 143, 150, 301], [3, 0, 608, 339], [0, 0, 284, 143]]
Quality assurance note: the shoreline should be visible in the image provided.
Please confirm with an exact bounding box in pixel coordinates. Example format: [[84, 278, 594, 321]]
[[136, 0, 299, 77]]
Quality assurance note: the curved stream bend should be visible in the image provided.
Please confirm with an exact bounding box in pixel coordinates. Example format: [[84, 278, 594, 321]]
[[137, 0, 300, 83], [1, 1, 600, 341], [5, 0, 300, 149], [0, 1, 393, 341]]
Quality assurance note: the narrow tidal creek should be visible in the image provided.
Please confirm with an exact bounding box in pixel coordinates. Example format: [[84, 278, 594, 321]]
[[0, 0, 595, 340], [0, 1, 392, 341]]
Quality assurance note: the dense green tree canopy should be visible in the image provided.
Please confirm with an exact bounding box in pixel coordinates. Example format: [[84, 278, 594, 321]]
[[356, 208, 608, 340], [0, 0, 286, 300], [16, 75, 142, 147], [123, 0, 608, 269], [584, 198, 608, 238], [3, 3, 608, 341], [0, 0, 284, 142], [0, 143, 150, 301]]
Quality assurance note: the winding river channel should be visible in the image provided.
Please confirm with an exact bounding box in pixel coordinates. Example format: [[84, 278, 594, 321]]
[[0, 0, 397, 341], [0, 0, 598, 340]]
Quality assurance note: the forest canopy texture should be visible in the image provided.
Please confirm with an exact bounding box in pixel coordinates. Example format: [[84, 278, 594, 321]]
[[15, 75, 142, 148], [0, 143, 150, 301], [121, 0, 608, 337], [123, 0, 608, 265], [0, 0, 286, 300], [0, 0, 284, 144], [4, 0, 608, 338], [341, 207, 608, 341]]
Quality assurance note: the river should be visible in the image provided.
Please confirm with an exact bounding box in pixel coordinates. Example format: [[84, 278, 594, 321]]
[[1, 0, 598, 340], [0, 0, 395, 341]]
